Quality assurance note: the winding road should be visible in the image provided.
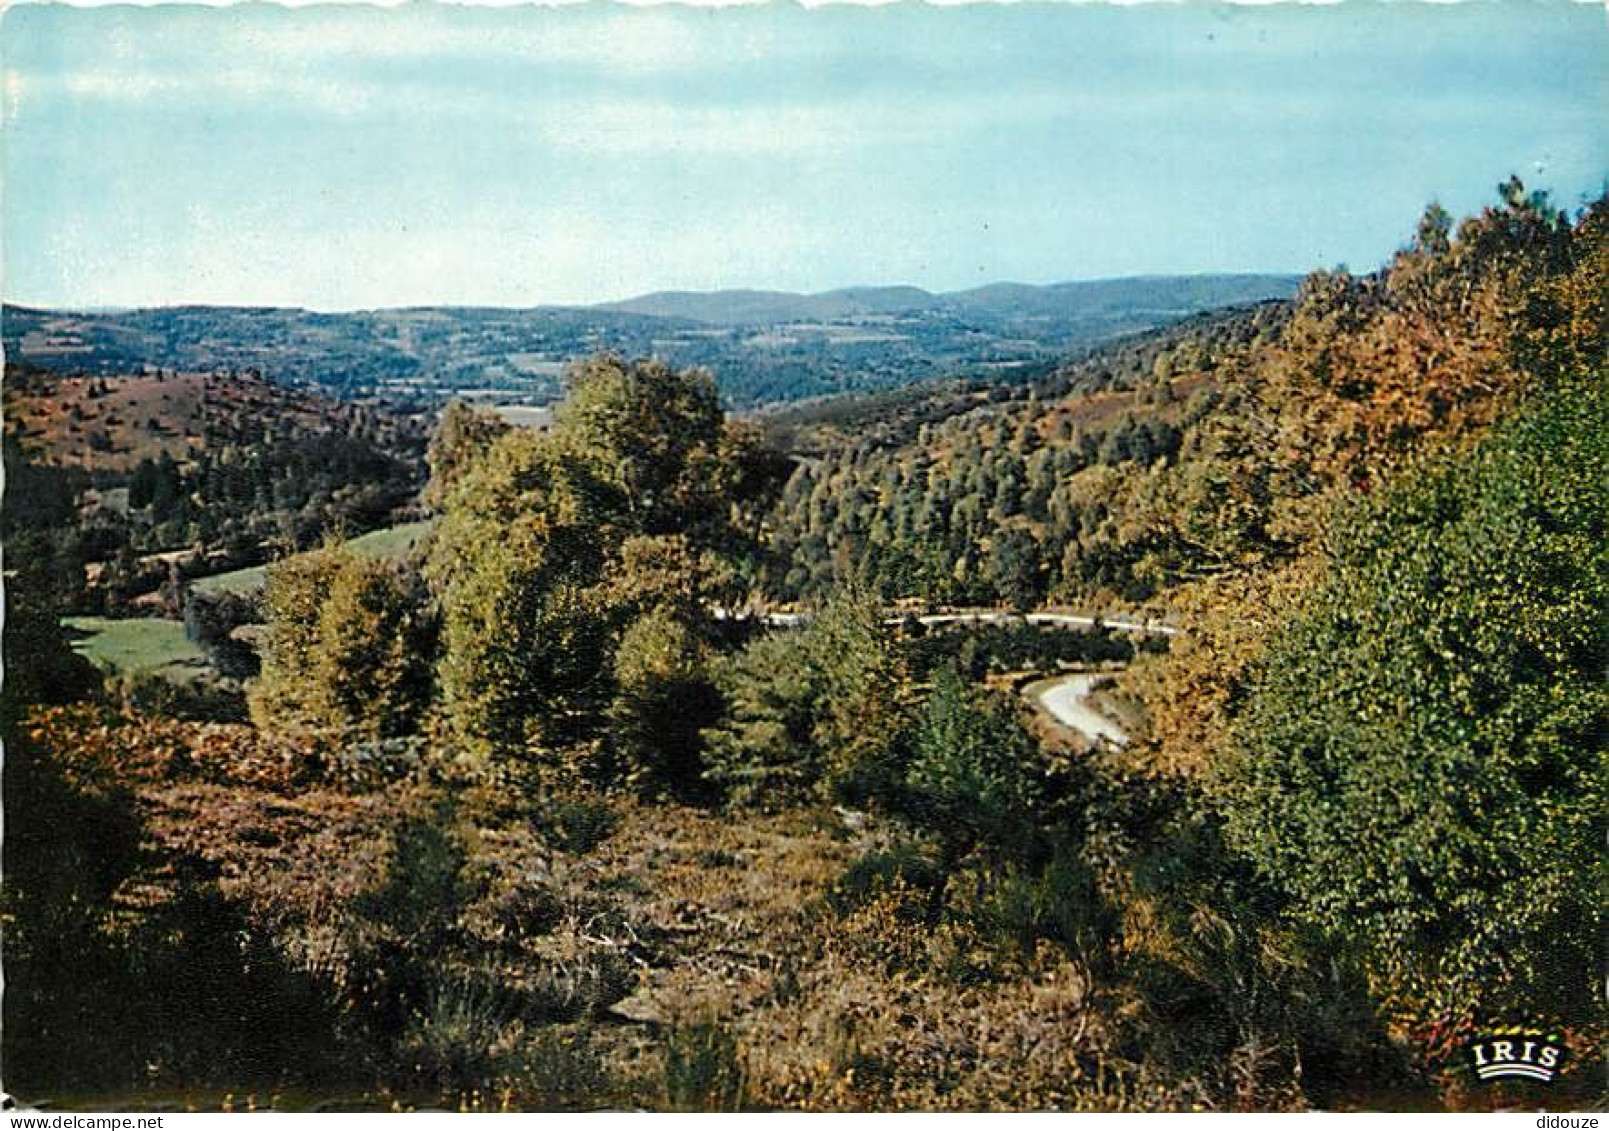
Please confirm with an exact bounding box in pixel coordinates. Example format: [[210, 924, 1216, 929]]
[[726, 603, 1170, 749], [732, 607, 1179, 638], [1021, 672, 1129, 747], [912, 611, 1178, 637]]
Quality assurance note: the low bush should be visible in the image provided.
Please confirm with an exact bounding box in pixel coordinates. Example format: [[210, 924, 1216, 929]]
[[830, 844, 944, 914], [535, 794, 620, 854], [110, 669, 248, 723], [396, 971, 527, 1097], [506, 1027, 614, 1110], [975, 846, 1115, 966], [663, 1022, 748, 1112]]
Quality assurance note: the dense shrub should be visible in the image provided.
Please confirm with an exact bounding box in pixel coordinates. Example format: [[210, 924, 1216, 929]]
[[183, 588, 262, 678], [250, 545, 434, 741], [1, 711, 346, 1092], [703, 589, 912, 808], [663, 1023, 748, 1112], [976, 845, 1113, 965], [902, 620, 1156, 680], [831, 845, 946, 914], [532, 793, 619, 854], [0, 569, 99, 723], [397, 972, 529, 1095], [109, 668, 248, 723], [608, 605, 723, 797], [1220, 375, 1606, 1032]]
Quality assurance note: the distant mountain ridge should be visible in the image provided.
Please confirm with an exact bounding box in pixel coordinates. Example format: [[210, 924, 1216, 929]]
[[601, 274, 1300, 326], [3, 273, 1301, 408]]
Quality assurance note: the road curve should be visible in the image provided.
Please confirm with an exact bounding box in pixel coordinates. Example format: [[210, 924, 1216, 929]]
[[718, 607, 1179, 637], [1022, 672, 1129, 747]]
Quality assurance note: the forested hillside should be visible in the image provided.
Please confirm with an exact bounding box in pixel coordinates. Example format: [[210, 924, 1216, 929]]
[[2, 182, 1601, 1112], [4, 364, 430, 616], [762, 301, 1290, 604], [764, 182, 1601, 615]]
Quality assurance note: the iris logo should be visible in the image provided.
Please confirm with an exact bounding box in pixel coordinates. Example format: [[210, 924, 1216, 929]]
[[1466, 1032, 1566, 1083]]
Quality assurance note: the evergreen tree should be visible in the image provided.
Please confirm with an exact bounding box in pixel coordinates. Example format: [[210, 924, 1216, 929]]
[[905, 663, 1040, 869]]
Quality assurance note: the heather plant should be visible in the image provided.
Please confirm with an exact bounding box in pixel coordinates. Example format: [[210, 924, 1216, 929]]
[[976, 845, 1114, 966], [397, 972, 527, 1096], [505, 1028, 615, 1110]]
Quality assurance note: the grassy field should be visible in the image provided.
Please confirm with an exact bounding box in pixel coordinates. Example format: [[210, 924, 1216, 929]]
[[190, 520, 434, 596], [63, 616, 209, 680], [345, 519, 434, 558]]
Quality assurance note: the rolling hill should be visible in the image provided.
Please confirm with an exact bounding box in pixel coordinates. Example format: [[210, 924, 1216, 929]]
[[2, 363, 428, 474], [605, 275, 1301, 327], [598, 284, 943, 324], [3, 274, 1300, 410]]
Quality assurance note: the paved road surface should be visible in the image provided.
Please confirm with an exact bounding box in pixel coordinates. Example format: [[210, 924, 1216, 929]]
[[1022, 672, 1129, 746], [723, 608, 1179, 637]]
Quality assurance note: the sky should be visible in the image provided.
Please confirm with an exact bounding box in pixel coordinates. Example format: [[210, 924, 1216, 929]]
[[2, 2, 1604, 310]]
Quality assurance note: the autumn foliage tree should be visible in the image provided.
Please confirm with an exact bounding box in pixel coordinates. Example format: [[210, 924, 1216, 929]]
[[1257, 180, 1580, 501], [249, 544, 433, 741], [424, 398, 510, 507], [427, 355, 770, 785]]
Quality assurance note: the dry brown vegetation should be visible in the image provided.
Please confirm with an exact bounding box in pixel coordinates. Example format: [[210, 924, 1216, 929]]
[[2, 367, 366, 472], [3, 702, 1223, 1109]]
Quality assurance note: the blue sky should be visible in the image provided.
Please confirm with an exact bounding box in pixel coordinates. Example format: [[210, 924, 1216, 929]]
[[3, 2, 1603, 309]]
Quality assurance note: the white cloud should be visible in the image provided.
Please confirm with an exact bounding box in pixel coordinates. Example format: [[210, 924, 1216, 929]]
[[12, 50, 1099, 157], [166, 7, 788, 73], [16, 67, 377, 118]]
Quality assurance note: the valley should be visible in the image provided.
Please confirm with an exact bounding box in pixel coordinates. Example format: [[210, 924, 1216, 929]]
[[3, 274, 1297, 411], [3, 186, 1602, 1113]]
